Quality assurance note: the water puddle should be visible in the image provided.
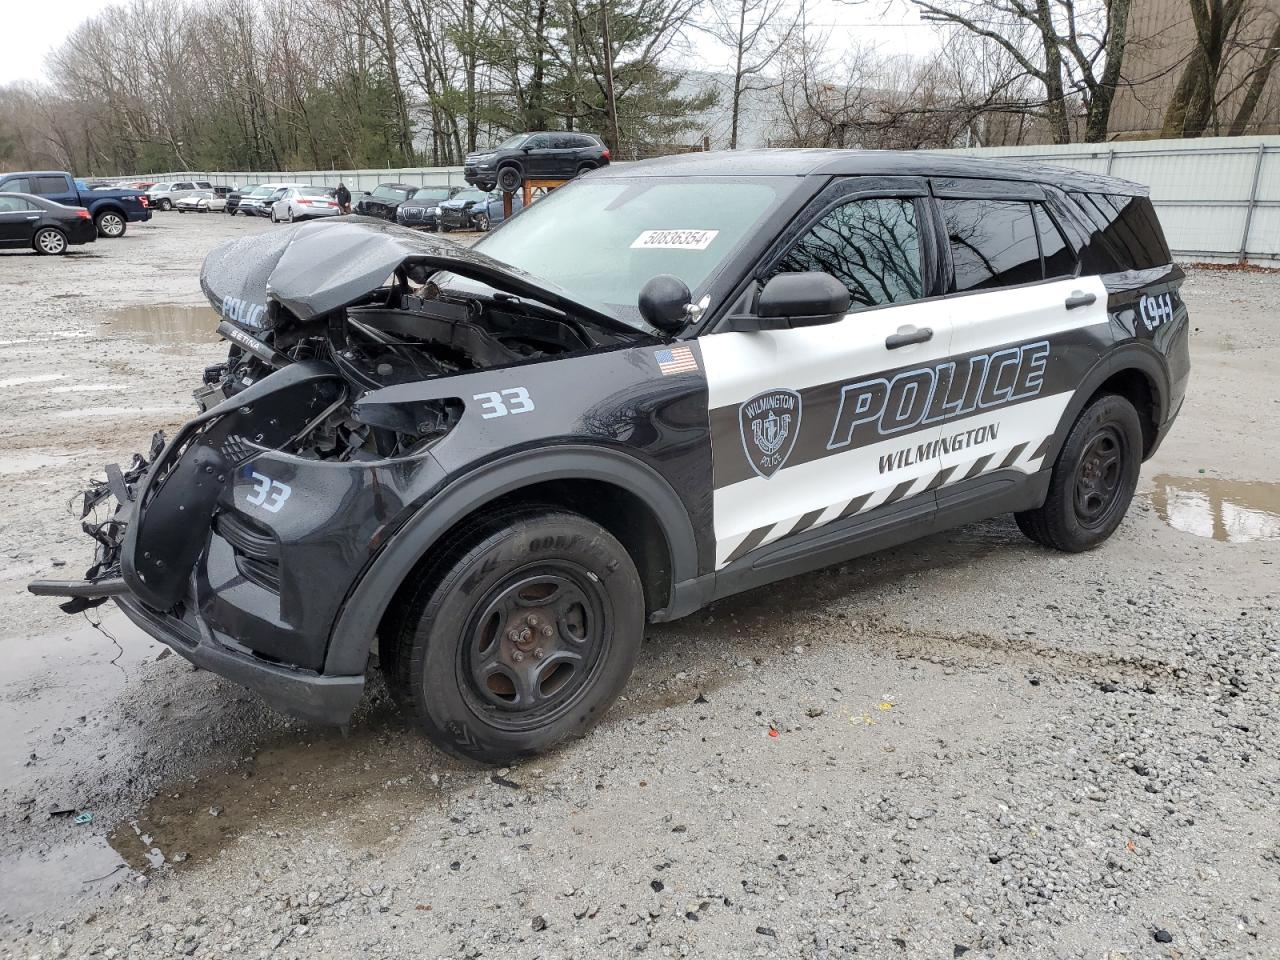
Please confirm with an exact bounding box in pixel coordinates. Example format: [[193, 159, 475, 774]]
[[97, 304, 220, 349], [1149, 475, 1280, 542]]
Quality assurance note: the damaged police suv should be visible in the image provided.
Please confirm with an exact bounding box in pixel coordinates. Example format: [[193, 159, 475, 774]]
[[31, 151, 1188, 763]]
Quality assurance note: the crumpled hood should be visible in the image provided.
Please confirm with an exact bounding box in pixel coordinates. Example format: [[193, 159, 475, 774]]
[[199, 215, 639, 333]]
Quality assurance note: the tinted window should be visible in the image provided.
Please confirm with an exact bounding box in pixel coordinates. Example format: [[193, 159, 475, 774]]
[[771, 197, 923, 310], [195, 181, 212, 188], [35, 176, 68, 195], [1034, 205, 1076, 278], [2, 178, 32, 193], [575, 136, 598, 148], [943, 199, 1042, 291], [1070, 193, 1170, 272]]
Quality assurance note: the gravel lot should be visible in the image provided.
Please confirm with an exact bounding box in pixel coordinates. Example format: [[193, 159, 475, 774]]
[[1, 213, 1277, 960]]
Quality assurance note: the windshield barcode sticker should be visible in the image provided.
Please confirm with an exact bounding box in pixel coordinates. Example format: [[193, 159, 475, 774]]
[[631, 229, 719, 250]]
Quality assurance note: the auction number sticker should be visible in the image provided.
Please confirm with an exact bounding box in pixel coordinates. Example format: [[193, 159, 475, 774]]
[[631, 229, 719, 250]]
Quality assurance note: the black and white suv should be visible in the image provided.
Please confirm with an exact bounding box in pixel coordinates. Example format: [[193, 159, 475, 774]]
[[33, 150, 1188, 764], [464, 131, 610, 193]]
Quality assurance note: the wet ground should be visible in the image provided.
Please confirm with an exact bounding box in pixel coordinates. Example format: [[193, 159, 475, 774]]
[[0, 215, 1277, 959]]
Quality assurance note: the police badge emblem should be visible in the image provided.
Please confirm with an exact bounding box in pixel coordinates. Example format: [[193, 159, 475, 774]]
[[739, 389, 802, 479]]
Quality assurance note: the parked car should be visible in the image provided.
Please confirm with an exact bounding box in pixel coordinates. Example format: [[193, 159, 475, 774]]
[[225, 185, 260, 216], [470, 191, 524, 231], [0, 192, 97, 254], [0, 171, 150, 238], [237, 183, 294, 217], [394, 185, 460, 230], [271, 186, 340, 222], [30, 150, 1188, 764], [437, 188, 495, 231], [175, 190, 227, 213], [146, 180, 215, 211], [355, 183, 419, 221], [464, 131, 610, 192]]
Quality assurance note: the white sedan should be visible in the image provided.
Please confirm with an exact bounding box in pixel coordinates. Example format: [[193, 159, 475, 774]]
[[175, 191, 226, 213], [270, 187, 341, 222]]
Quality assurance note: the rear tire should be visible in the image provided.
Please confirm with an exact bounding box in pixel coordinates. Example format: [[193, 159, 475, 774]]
[[1015, 393, 1143, 552], [95, 211, 126, 238], [33, 228, 68, 255], [386, 509, 644, 764]]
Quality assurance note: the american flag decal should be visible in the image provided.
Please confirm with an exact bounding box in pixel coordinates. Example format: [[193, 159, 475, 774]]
[[655, 345, 698, 376]]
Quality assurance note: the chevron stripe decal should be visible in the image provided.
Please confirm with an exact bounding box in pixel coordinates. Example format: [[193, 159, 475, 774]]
[[715, 435, 1052, 568]]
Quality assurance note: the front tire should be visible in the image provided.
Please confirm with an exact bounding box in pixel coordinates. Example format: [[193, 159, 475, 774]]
[[475, 212, 490, 231], [1015, 393, 1143, 552], [385, 509, 644, 764], [159, 198, 171, 211], [496, 165, 522, 193], [95, 211, 126, 238]]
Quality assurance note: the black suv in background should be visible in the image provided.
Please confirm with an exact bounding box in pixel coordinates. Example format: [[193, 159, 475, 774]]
[[464, 131, 610, 193], [356, 183, 419, 221], [225, 185, 260, 215]]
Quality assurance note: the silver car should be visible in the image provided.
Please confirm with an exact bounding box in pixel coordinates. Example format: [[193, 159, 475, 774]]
[[145, 179, 214, 211], [270, 186, 340, 222]]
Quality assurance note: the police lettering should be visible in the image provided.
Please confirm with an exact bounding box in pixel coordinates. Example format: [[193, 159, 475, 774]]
[[829, 340, 1049, 450]]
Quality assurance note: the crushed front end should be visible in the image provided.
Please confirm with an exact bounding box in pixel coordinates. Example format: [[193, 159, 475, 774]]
[[30, 218, 639, 724]]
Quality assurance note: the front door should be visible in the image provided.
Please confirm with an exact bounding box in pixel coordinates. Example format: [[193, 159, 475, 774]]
[[699, 180, 954, 568]]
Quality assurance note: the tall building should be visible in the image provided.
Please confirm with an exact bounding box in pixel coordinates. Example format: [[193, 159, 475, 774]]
[[1109, 0, 1280, 139]]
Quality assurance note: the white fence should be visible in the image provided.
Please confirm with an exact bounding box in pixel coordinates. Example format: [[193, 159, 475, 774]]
[[934, 136, 1280, 265], [135, 134, 1280, 264]]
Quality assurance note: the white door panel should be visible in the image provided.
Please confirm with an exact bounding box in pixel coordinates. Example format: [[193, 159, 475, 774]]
[[702, 297, 954, 567]]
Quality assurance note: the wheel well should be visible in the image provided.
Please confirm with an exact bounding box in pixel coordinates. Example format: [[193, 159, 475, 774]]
[[1091, 368, 1159, 457], [95, 205, 124, 219], [377, 479, 674, 644]]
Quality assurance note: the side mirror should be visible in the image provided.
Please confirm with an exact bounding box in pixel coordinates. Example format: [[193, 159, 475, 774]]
[[724, 272, 849, 332], [638, 274, 692, 335]]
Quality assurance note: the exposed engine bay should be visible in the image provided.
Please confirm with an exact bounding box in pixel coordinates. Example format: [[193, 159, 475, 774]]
[[191, 219, 641, 462]]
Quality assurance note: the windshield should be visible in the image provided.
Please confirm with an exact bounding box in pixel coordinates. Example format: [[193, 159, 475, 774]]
[[249, 187, 275, 198], [372, 184, 411, 201], [497, 134, 530, 150], [454, 190, 490, 203], [412, 188, 450, 201], [298, 186, 332, 197], [468, 177, 786, 327]]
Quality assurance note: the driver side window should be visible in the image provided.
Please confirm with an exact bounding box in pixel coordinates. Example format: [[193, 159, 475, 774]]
[[770, 197, 923, 311]]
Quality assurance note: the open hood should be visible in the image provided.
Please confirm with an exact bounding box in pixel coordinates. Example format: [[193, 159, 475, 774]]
[[200, 216, 640, 334]]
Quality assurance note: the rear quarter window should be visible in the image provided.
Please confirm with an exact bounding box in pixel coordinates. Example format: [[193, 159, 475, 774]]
[[1069, 193, 1171, 272]]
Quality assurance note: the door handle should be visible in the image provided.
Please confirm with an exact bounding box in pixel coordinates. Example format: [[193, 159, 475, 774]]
[[885, 325, 933, 349], [1065, 291, 1097, 310]]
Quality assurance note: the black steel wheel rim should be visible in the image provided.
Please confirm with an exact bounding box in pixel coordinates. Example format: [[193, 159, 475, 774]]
[[457, 562, 611, 732], [1074, 424, 1126, 527]]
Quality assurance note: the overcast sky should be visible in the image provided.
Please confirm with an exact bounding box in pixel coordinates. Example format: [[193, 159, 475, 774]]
[[0, 0, 934, 86]]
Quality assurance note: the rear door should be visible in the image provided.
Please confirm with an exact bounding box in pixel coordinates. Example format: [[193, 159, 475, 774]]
[[0, 195, 41, 245], [929, 179, 1109, 490], [699, 177, 954, 568], [33, 174, 76, 206]]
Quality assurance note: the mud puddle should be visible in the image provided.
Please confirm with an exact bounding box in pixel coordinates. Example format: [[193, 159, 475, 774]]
[[1149, 475, 1280, 542], [97, 303, 220, 349]]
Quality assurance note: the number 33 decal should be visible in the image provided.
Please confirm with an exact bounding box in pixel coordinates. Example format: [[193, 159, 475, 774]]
[[246, 471, 291, 513], [473, 386, 535, 419]]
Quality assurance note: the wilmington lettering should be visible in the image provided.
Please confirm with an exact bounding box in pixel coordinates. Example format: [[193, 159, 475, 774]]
[[879, 423, 1000, 474], [743, 392, 796, 419]]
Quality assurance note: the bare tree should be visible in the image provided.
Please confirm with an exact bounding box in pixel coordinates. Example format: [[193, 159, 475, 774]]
[[704, 0, 800, 147]]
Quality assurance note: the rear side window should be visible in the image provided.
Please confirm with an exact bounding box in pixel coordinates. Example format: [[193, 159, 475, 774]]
[[35, 175, 67, 195], [1069, 193, 1171, 272], [771, 197, 923, 310], [943, 199, 1041, 291], [2, 178, 31, 193], [0, 196, 38, 212]]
